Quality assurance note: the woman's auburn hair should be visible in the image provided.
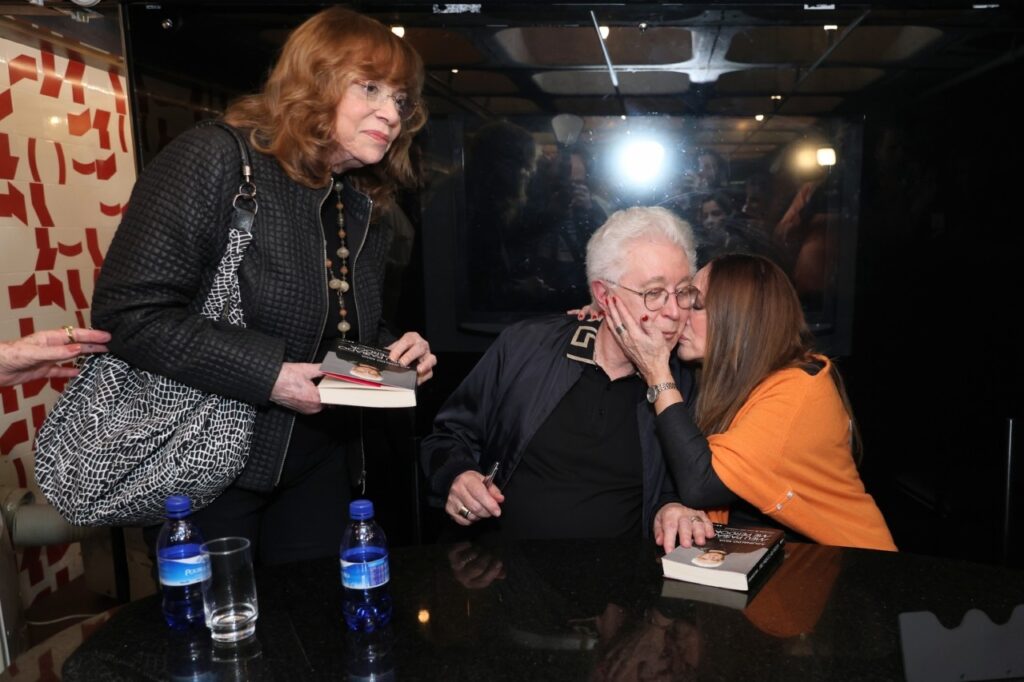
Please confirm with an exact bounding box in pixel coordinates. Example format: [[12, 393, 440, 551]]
[[695, 254, 820, 435], [224, 7, 428, 207]]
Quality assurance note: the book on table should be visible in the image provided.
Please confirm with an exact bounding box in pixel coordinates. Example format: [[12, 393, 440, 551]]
[[318, 340, 416, 408], [661, 524, 785, 592]]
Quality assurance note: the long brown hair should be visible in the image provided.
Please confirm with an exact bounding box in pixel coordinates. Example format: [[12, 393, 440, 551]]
[[695, 254, 861, 458], [224, 7, 427, 207]]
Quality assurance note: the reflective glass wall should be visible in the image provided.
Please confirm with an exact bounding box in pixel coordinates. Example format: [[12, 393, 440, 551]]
[[122, 2, 1023, 556]]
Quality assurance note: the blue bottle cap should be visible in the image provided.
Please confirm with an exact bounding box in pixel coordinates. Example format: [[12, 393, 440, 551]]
[[350, 499, 374, 520], [165, 495, 192, 517]]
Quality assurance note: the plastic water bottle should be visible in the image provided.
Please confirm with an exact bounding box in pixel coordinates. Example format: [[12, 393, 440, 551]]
[[340, 499, 393, 632], [157, 495, 211, 630]]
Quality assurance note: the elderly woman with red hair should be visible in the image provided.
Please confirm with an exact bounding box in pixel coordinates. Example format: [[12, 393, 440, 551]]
[[91, 8, 435, 564]]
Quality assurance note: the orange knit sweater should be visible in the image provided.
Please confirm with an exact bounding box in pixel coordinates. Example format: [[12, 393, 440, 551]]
[[706, 357, 897, 551]]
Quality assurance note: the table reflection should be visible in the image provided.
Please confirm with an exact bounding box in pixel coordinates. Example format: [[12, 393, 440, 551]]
[[58, 540, 1024, 681]]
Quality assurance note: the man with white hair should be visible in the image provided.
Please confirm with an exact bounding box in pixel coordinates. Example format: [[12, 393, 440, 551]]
[[421, 207, 734, 550]]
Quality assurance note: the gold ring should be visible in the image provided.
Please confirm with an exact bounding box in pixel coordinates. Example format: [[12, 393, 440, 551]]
[[458, 505, 472, 520], [689, 516, 703, 524], [62, 325, 76, 344]]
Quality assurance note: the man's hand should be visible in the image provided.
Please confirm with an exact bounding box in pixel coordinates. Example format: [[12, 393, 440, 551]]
[[387, 332, 437, 385], [446, 469, 505, 526], [653, 503, 715, 554]]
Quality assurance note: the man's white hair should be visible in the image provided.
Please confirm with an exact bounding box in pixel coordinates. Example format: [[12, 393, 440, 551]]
[[585, 206, 697, 303]]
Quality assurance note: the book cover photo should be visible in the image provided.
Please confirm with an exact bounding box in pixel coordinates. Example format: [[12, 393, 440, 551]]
[[661, 525, 785, 592], [318, 340, 417, 408]]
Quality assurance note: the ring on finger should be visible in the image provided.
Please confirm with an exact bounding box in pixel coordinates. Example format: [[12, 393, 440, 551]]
[[458, 505, 472, 520], [689, 515, 703, 524], [62, 325, 76, 344], [615, 325, 625, 335]]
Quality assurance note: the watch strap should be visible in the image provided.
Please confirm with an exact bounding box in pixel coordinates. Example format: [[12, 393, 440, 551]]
[[647, 382, 677, 403]]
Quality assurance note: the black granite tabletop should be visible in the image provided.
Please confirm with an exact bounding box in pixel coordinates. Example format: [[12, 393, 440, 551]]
[[57, 540, 1024, 681]]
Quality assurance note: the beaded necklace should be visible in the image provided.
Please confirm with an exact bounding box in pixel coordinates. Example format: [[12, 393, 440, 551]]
[[325, 179, 352, 337]]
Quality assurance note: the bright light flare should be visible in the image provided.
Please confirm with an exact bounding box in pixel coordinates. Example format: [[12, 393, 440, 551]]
[[614, 138, 666, 187]]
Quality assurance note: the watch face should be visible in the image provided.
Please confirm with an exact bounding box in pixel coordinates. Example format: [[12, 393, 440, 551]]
[[646, 386, 658, 403]]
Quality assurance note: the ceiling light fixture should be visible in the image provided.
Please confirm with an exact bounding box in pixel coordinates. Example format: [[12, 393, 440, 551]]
[[824, 24, 839, 31], [771, 95, 782, 101], [755, 114, 765, 122], [450, 68, 459, 74], [391, 26, 405, 38], [599, 25, 610, 40], [817, 147, 837, 166]]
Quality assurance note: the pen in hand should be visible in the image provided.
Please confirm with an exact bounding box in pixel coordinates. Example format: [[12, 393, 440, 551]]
[[482, 462, 499, 487]]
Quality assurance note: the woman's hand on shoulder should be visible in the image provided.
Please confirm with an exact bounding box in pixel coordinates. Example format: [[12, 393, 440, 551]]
[[387, 332, 437, 385], [567, 304, 604, 321], [270, 362, 324, 414]]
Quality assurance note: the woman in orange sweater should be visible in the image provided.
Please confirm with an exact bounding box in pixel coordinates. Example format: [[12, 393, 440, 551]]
[[605, 253, 895, 552]]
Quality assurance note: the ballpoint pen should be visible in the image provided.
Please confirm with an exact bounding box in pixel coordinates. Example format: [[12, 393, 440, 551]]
[[482, 461, 500, 487]]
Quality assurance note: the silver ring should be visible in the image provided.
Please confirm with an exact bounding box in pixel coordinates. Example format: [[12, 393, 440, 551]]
[[615, 325, 625, 335], [458, 505, 472, 520]]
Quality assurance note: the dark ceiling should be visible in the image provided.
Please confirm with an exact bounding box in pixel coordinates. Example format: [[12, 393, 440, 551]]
[[3, 1, 1021, 163]]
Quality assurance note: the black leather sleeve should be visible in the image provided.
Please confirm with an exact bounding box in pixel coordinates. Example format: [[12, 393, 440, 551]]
[[655, 402, 738, 508], [91, 126, 285, 405], [419, 335, 511, 500]]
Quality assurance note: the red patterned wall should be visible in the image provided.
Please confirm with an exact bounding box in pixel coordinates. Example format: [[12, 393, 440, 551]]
[[0, 25, 135, 609]]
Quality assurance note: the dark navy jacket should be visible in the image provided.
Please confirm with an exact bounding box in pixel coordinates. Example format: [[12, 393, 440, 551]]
[[421, 314, 697, 537]]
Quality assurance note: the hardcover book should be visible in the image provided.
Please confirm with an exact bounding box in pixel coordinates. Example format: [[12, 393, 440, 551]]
[[318, 340, 416, 408], [661, 524, 785, 592]]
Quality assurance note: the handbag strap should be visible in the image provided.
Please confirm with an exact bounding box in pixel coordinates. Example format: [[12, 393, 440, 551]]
[[195, 120, 260, 324], [197, 120, 258, 233]]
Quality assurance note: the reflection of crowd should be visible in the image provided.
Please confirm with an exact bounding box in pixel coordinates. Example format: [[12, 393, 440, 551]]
[[523, 148, 608, 307], [458, 123, 835, 311]]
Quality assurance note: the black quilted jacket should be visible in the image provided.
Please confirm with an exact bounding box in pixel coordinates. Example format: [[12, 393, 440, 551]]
[[91, 124, 393, 491]]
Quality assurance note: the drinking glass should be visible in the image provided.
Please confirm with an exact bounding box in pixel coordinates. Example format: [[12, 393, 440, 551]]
[[200, 537, 258, 643]]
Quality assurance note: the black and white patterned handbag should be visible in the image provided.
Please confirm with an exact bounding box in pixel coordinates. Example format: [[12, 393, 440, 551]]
[[34, 122, 259, 527]]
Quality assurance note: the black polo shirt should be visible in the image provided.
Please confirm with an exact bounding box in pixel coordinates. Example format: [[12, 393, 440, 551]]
[[499, 333, 645, 539]]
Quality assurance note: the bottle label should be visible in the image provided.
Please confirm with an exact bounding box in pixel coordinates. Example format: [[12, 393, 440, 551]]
[[341, 556, 390, 589], [158, 553, 211, 587]]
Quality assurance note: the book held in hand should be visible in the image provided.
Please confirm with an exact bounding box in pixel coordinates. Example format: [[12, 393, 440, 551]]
[[661, 524, 784, 592], [318, 340, 416, 408]]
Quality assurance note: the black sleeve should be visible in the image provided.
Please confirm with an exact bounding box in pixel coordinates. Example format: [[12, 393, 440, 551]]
[[655, 402, 737, 508], [419, 334, 511, 501], [91, 126, 285, 405]]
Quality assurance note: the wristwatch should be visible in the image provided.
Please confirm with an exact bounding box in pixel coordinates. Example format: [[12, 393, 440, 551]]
[[646, 382, 677, 404]]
